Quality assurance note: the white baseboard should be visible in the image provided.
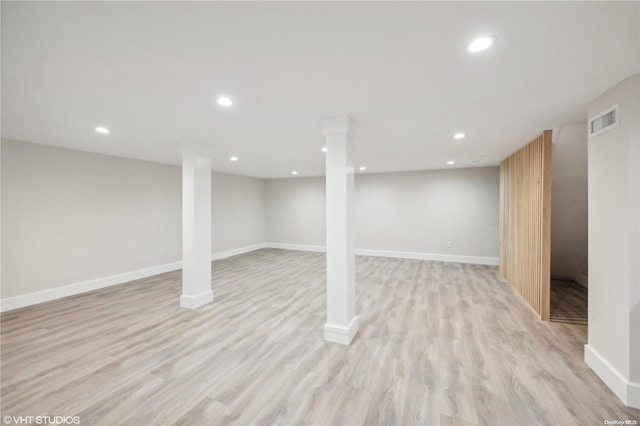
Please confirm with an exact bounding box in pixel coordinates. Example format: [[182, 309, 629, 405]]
[[324, 316, 359, 345], [354, 248, 499, 266], [631, 384, 640, 410], [0, 260, 182, 313], [266, 242, 326, 252], [0, 243, 265, 313], [2, 243, 496, 312], [180, 290, 214, 309], [585, 344, 640, 408], [211, 243, 267, 260], [265, 243, 499, 266]]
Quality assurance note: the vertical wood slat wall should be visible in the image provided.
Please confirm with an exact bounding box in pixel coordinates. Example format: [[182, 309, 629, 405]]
[[499, 130, 552, 320]]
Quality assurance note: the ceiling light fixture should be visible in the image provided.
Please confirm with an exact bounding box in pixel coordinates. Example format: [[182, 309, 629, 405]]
[[453, 132, 465, 140], [291, 171, 298, 175], [230, 156, 238, 162], [322, 147, 327, 153], [359, 166, 367, 171], [468, 36, 495, 53], [447, 161, 455, 165], [95, 126, 110, 134], [217, 96, 233, 107]]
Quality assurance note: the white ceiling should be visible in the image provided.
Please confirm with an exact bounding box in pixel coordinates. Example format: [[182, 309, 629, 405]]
[[2, 1, 639, 178]]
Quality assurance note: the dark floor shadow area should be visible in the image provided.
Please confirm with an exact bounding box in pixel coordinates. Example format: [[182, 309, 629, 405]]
[[550, 279, 588, 325]]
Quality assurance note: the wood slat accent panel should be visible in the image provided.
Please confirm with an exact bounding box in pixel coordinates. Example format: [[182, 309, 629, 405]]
[[499, 130, 552, 320]]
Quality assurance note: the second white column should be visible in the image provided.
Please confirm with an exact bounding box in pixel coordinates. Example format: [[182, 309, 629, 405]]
[[323, 116, 358, 345]]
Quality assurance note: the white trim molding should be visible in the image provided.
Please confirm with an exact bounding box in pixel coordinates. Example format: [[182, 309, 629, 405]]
[[324, 316, 359, 345], [211, 243, 267, 261], [2, 243, 498, 313], [265, 243, 499, 266], [180, 290, 214, 309], [0, 261, 182, 313], [1, 244, 266, 312], [585, 344, 640, 409], [266, 243, 326, 253], [354, 248, 499, 266]]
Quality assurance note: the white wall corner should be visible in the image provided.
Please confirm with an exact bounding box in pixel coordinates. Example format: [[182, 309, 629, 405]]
[[324, 316, 359, 345], [585, 344, 640, 409]]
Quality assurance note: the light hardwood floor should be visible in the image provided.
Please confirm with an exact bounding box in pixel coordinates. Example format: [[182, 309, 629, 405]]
[[1, 249, 638, 425]]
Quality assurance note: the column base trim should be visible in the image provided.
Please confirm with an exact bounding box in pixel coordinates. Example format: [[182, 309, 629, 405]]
[[585, 344, 640, 408], [180, 290, 214, 309], [324, 316, 359, 345]]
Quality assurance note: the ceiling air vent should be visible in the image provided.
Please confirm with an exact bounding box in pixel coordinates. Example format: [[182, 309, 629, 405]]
[[589, 104, 619, 137]]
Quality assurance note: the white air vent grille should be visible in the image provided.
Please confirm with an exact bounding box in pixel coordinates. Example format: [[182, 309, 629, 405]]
[[589, 104, 619, 137]]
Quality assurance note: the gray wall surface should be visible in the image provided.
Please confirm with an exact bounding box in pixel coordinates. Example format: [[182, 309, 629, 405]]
[[212, 172, 266, 253], [550, 124, 589, 285], [1, 140, 265, 298], [587, 74, 640, 383], [265, 167, 500, 258], [265, 177, 326, 247]]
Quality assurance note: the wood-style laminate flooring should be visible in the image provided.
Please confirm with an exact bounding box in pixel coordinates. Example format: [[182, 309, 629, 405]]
[[1, 249, 638, 425]]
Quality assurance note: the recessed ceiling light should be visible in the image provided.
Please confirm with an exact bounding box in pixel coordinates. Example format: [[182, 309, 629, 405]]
[[322, 147, 327, 153], [291, 171, 298, 175], [217, 96, 233, 107], [95, 126, 110, 134], [230, 156, 238, 162], [468, 36, 495, 53], [447, 161, 455, 165], [453, 132, 465, 140], [359, 166, 367, 171]]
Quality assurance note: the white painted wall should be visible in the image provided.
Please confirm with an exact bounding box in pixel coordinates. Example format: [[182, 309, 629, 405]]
[[550, 124, 589, 286], [212, 172, 265, 253], [585, 74, 640, 408], [1, 140, 266, 302], [265, 167, 500, 259], [356, 168, 499, 258], [1, 140, 182, 299], [265, 177, 326, 247]]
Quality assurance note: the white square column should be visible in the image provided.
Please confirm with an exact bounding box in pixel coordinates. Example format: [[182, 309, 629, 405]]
[[323, 116, 358, 344], [181, 141, 214, 309]]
